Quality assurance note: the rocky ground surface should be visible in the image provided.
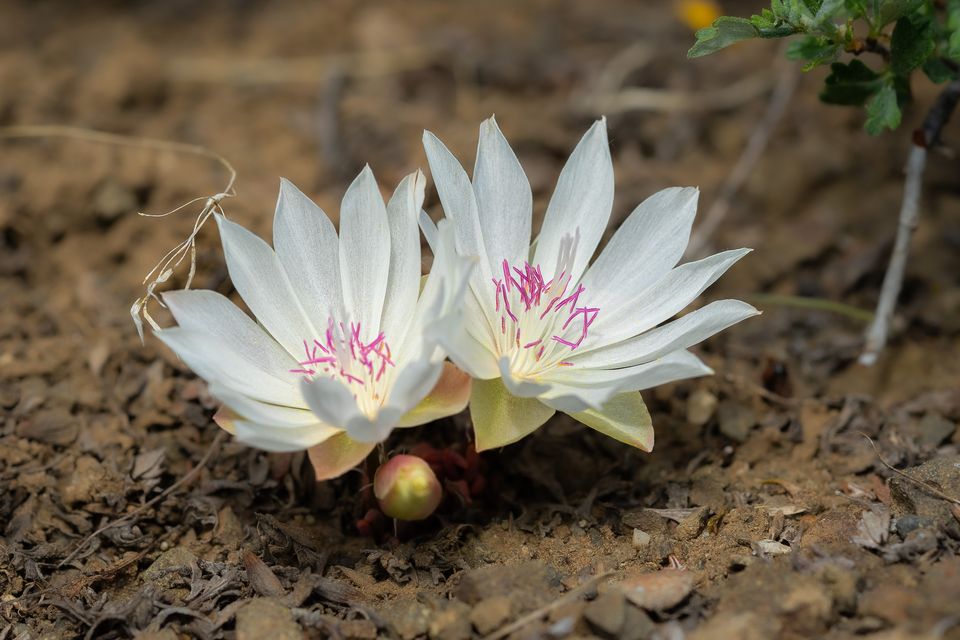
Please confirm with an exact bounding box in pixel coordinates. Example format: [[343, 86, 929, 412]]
[[2, 1, 960, 638]]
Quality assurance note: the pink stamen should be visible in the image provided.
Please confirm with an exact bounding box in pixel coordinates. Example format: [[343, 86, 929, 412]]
[[290, 319, 396, 389], [491, 254, 599, 367]]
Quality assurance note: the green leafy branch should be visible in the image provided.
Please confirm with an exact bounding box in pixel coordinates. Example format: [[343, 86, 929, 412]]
[[688, 0, 960, 134]]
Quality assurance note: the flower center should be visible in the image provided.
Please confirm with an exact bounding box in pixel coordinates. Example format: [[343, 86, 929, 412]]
[[490, 235, 598, 377], [290, 319, 395, 414]]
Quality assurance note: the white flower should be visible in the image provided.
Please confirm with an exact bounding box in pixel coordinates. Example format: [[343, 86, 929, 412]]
[[421, 117, 758, 452], [157, 168, 473, 479]]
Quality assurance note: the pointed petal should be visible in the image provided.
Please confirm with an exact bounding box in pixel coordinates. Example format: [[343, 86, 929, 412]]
[[570, 300, 759, 369], [398, 362, 472, 427], [581, 187, 699, 311], [399, 219, 477, 362], [307, 431, 376, 481], [380, 171, 425, 346], [538, 382, 620, 413], [434, 308, 500, 379], [233, 419, 342, 453], [157, 327, 302, 407], [566, 392, 654, 451], [418, 209, 439, 253], [473, 116, 532, 268], [162, 289, 295, 376], [423, 130, 496, 316], [548, 350, 713, 393], [588, 248, 750, 347], [215, 214, 317, 358], [208, 383, 322, 428], [339, 166, 391, 335], [470, 377, 555, 451], [273, 178, 343, 323], [533, 119, 614, 283]]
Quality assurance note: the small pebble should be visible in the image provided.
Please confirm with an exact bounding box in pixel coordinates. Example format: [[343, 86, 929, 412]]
[[632, 529, 651, 549]]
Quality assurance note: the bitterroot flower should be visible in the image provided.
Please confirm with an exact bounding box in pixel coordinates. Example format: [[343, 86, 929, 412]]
[[157, 168, 473, 479], [421, 117, 758, 452]]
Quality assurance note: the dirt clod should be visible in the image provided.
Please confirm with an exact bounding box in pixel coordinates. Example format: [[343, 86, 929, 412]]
[[889, 455, 960, 526], [583, 591, 626, 636], [235, 598, 301, 640], [470, 596, 512, 635], [428, 600, 472, 640], [618, 570, 694, 611]]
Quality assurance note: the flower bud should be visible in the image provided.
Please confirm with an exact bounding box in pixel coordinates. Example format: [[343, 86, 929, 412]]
[[374, 455, 442, 521]]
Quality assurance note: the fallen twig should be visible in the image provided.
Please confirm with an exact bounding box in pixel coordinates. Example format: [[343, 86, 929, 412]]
[[0, 124, 237, 340], [57, 431, 226, 569], [579, 70, 777, 115], [860, 80, 960, 365], [747, 293, 874, 324], [686, 49, 798, 258], [482, 572, 611, 640], [859, 432, 960, 506]]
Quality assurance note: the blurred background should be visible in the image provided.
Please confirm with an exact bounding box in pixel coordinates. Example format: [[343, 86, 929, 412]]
[[2, 0, 958, 405]]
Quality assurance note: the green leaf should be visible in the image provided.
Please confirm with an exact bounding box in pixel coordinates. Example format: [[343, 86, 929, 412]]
[[876, 0, 924, 26], [787, 35, 841, 69], [688, 16, 760, 58], [567, 392, 655, 452], [820, 59, 884, 105], [891, 15, 936, 75], [469, 377, 555, 451], [864, 83, 902, 134], [922, 58, 956, 83], [752, 8, 779, 29], [949, 29, 960, 60], [844, 0, 869, 20]]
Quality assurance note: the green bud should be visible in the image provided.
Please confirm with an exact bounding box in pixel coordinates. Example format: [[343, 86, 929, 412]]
[[374, 455, 442, 521]]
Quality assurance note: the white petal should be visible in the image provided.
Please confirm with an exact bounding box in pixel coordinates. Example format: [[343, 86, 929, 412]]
[[380, 171, 425, 347], [233, 419, 340, 452], [423, 131, 496, 315], [399, 219, 478, 363], [163, 289, 294, 370], [384, 358, 444, 418], [570, 300, 759, 369], [589, 248, 750, 348], [344, 407, 404, 444], [434, 311, 500, 379], [215, 214, 317, 358], [538, 382, 619, 413], [339, 166, 391, 336], [273, 178, 344, 324], [418, 209, 439, 253], [209, 383, 321, 428], [300, 376, 364, 429], [157, 327, 303, 407], [533, 118, 614, 283], [580, 187, 699, 311], [547, 350, 713, 392], [473, 116, 532, 269]]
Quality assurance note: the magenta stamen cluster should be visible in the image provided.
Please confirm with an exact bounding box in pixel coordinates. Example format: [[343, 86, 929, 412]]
[[492, 258, 599, 363], [290, 318, 394, 387]]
